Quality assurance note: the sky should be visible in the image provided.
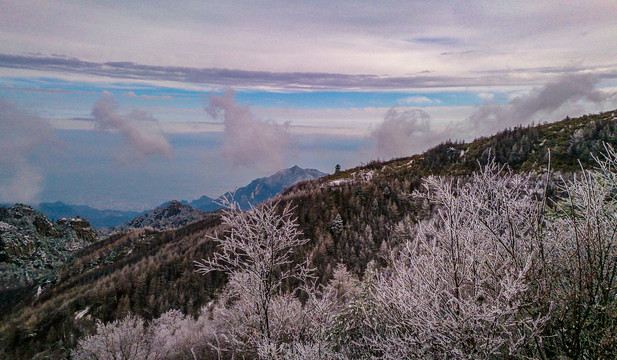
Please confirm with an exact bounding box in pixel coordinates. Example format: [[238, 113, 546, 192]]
[[1, 1, 617, 210]]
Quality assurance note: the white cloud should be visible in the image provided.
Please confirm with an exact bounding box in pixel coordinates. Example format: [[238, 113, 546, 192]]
[[0, 100, 55, 203], [206, 91, 291, 171], [123, 91, 173, 100], [91, 95, 172, 159], [371, 108, 438, 158], [477, 92, 495, 101], [398, 96, 441, 105], [463, 73, 617, 137]]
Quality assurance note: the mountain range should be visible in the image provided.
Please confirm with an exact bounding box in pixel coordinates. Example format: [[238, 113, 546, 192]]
[[33, 202, 142, 228], [1, 166, 327, 228], [2, 110, 616, 359]]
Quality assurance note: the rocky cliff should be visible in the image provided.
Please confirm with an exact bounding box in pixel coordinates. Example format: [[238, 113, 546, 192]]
[[0, 204, 98, 313]]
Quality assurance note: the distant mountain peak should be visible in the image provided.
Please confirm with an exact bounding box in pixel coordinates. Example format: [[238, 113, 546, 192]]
[[224, 165, 326, 210], [190, 165, 327, 211]]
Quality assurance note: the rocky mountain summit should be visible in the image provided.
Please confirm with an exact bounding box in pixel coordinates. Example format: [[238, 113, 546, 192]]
[[0, 204, 98, 312], [229, 165, 327, 210], [114, 200, 210, 232], [226, 165, 328, 209], [191, 165, 327, 211], [189, 195, 217, 212]]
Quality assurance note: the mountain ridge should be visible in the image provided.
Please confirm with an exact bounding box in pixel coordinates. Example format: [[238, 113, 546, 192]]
[[110, 166, 327, 231], [317, 110, 617, 186], [3, 110, 617, 358], [35, 202, 142, 228], [189, 165, 327, 211], [0, 166, 327, 228]]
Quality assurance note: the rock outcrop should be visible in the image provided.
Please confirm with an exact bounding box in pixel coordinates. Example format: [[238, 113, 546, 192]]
[[114, 200, 209, 232], [0, 204, 98, 311]]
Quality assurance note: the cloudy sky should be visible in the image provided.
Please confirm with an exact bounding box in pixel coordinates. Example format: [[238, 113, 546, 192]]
[[1, 1, 617, 210]]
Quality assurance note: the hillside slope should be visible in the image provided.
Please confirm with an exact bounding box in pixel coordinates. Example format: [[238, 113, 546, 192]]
[[2, 110, 616, 359], [324, 110, 617, 183]]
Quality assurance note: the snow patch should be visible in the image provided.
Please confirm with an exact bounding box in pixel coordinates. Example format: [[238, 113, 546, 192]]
[[75, 306, 90, 320], [0, 221, 15, 231], [329, 178, 352, 186], [356, 170, 374, 182], [327, 169, 375, 187]]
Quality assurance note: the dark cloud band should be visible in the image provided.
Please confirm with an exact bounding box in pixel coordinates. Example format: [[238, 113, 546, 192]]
[[2, 53, 615, 91]]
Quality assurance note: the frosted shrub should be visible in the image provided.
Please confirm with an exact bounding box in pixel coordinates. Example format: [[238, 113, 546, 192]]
[[71, 314, 151, 360], [290, 264, 361, 359], [149, 310, 203, 359], [71, 310, 210, 360], [355, 161, 549, 359]]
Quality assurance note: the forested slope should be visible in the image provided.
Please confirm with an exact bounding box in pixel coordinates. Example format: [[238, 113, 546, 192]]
[[2, 110, 617, 359]]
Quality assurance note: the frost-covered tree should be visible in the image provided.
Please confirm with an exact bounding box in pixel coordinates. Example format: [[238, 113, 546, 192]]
[[331, 213, 343, 236], [290, 263, 361, 359], [541, 145, 617, 358], [353, 160, 549, 359], [195, 199, 313, 357], [71, 309, 216, 360]]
